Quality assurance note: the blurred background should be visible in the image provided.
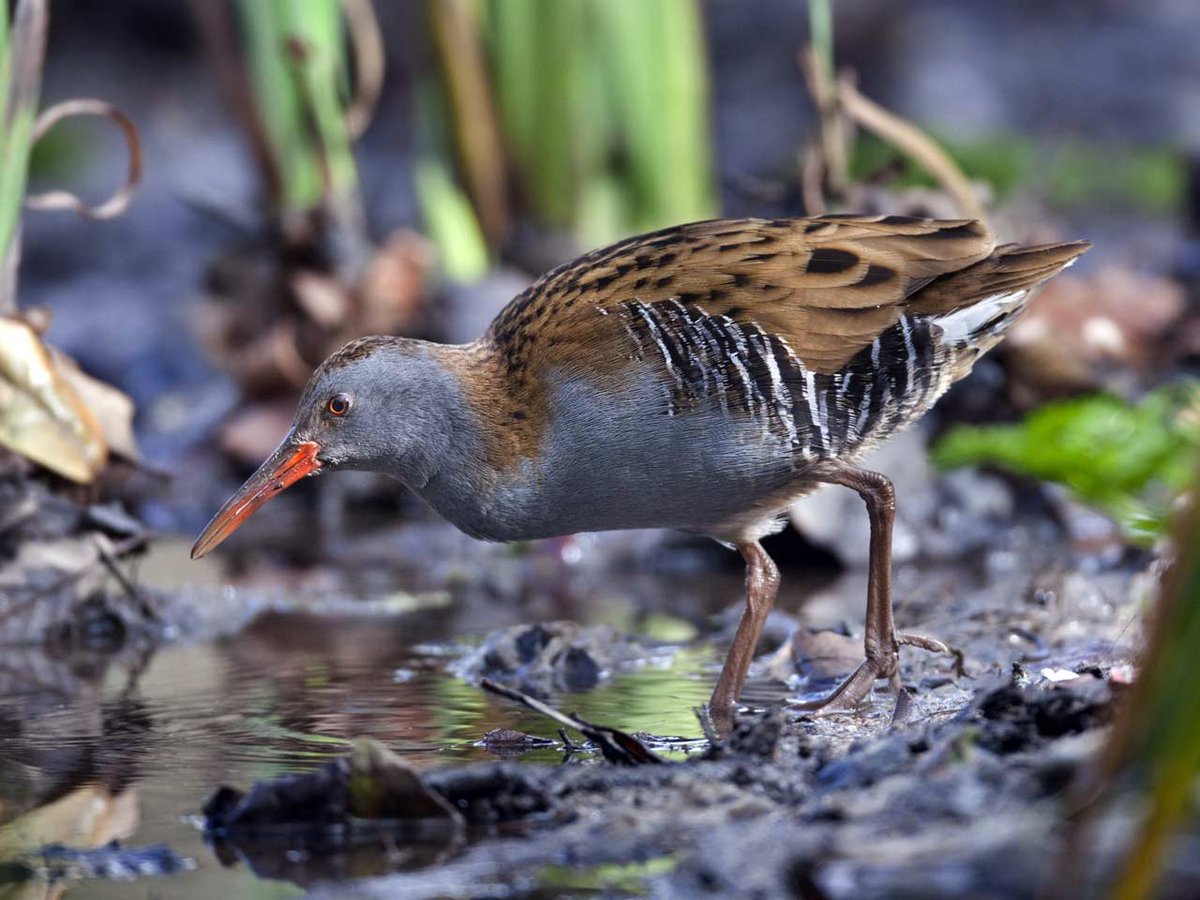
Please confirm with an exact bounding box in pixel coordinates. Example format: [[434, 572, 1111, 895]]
[[6, 0, 1196, 554], [1, 1, 1198, 896]]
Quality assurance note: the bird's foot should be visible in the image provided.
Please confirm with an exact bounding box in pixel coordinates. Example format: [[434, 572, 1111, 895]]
[[790, 631, 962, 720], [703, 700, 735, 739], [789, 656, 897, 715]]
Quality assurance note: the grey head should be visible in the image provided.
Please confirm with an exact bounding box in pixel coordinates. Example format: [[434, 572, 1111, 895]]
[[292, 336, 469, 481], [191, 335, 473, 558]]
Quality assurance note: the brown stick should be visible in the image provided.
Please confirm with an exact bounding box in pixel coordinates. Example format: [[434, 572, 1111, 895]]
[[341, 0, 384, 141], [799, 45, 850, 198], [189, 0, 284, 206], [836, 78, 986, 222], [25, 99, 143, 220], [427, 0, 511, 251], [480, 678, 662, 765], [800, 144, 828, 216]]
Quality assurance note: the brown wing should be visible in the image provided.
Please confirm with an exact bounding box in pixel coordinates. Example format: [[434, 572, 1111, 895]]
[[486, 214, 996, 380]]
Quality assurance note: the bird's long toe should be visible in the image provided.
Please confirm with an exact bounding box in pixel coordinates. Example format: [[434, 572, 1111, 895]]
[[896, 631, 950, 653], [897, 631, 967, 676]]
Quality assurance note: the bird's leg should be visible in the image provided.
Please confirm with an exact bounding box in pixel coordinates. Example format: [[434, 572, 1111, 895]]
[[792, 465, 949, 717], [708, 541, 780, 735]]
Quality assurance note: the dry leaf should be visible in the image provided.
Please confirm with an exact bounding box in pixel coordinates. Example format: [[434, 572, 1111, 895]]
[[292, 269, 350, 329], [359, 229, 431, 334], [347, 738, 463, 821], [0, 785, 138, 859], [218, 400, 295, 464], [1007, 268, 1186, 396], [0, 316, 106, 482], [51, 348, 139, 462]]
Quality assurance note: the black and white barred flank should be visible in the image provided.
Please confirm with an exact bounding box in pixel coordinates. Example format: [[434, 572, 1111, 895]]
[[614, 292, 1028, 466]]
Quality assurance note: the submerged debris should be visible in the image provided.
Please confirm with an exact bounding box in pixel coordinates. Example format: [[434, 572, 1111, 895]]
[[201, 738, 554, 877], [34, 841, 193, 881], [204, 737, 465, 838], [451, 621, 648, 693], [287, 678, 1130, 898], [478, 728, 557, 758], [202, 738, 470, 883]]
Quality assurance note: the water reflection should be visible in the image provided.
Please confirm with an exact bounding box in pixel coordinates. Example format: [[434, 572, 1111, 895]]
[[209, 826, 464, 887], [0, 643, 154, 898]]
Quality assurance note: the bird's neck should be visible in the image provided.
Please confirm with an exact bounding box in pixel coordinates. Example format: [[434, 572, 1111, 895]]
[[404, 341, 540, 538]]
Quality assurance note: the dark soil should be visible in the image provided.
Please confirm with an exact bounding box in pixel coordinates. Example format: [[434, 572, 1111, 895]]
[[227, 679, 1122, 898]]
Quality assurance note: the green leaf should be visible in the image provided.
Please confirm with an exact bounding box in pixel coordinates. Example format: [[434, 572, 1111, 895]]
[[481, 0, 714, 240], [0, 0, 48, 301], [932, 384, 1200, 545], [537, 856, 680, 895], [1044, 142, 1185, 216], [1101, 478, 1200, 899], [850, 132, 1034, 200]]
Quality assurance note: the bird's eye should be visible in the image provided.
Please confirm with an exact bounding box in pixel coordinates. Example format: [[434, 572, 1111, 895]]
[[327, 393, 352, 417]]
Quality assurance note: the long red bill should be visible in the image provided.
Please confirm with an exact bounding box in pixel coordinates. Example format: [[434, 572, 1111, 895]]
[[191, 440, 322, 559]]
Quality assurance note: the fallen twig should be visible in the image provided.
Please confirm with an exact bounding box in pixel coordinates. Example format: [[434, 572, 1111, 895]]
[[480, 678, 663, 766], [95, 533, 156, 621], [557, 727, 585, 754]]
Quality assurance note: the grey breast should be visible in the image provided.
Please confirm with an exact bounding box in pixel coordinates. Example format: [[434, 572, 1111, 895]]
[[474, 371, 800, 541]]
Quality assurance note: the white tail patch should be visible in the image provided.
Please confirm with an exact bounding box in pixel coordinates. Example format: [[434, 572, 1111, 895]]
[[934, 290, 1029, 347]]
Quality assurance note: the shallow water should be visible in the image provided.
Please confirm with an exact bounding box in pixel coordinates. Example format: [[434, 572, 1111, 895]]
[[0, 550, 742, 898]]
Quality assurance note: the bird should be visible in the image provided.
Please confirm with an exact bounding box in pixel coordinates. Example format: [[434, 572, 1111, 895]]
[[192, 214, 1090, 733]]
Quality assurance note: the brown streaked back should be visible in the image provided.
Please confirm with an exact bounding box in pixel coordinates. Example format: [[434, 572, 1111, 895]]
[[485, 215, 997, 383]]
